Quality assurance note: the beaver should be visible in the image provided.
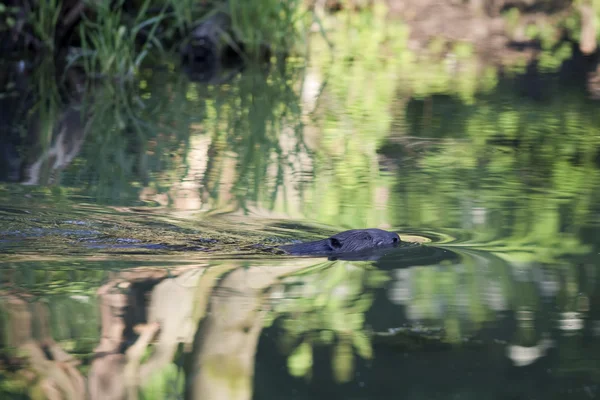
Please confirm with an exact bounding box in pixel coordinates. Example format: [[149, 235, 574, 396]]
[[277, 228, 401, 258]]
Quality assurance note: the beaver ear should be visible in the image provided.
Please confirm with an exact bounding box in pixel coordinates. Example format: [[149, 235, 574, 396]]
[[328, 237, 342, 249]]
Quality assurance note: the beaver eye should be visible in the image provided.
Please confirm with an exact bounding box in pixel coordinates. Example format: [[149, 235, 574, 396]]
[[328, 237, 342, 249], [363, 234, 372, 241]]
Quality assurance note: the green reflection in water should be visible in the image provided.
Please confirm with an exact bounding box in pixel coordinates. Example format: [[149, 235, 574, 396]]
[[0, 247, 598, 398], [2, 2, 600, 399], [267, 260, 389, 383]]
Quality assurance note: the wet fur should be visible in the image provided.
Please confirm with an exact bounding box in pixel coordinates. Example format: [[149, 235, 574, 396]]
[[278, 229, 401, 256]]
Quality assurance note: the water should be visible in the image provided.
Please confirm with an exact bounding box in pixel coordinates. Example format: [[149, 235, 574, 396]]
[[2, 21, 600, 400]]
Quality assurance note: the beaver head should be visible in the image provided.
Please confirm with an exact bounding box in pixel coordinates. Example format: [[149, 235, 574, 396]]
[[325, 229, 401, 253], [277, 228, 401, 257]]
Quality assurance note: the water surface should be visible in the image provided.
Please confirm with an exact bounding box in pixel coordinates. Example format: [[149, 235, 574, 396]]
[[1, 16, 600, 400]]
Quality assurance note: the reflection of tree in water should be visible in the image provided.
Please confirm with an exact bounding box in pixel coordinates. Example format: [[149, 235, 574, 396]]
[[2, 251, 600, 397], [0, 259, 322, 399], [0, 291, 87, 399], [0, 53, 308, 213], [384, 247, 600, 378], [383, 62, 599, 260], [264, 261, 389, 383]]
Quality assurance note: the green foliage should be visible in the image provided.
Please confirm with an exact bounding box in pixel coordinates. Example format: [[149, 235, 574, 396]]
[[271, 262, 388, 382], [227, 0, 308, 57], [139, 363, 185, 400], [28, 0, 62, 51], [0, 4, 20, 33], [198, 63, 308, 212], [69, 0, 168, 79], [45, 0, 310, 80], [25, 56, 63, 152], [389, 82, 599, 262], [501, 3, 584, 73], [52, 60, 306, 207], [61, 71, 189, 204]]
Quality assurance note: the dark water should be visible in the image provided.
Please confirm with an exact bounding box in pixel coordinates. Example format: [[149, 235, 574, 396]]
[[2, 17, 600, 400]]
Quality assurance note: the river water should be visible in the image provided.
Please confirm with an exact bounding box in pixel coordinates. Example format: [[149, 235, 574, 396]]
[[1, 13, 600, 400]]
